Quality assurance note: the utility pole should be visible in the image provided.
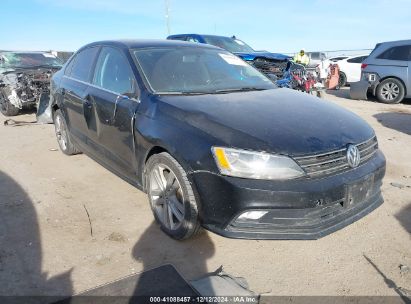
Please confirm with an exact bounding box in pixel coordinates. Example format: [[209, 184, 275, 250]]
[[165, 0, 171, 35]]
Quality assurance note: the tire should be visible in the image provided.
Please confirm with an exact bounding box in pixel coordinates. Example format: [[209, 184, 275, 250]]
[[145, 152, 202, 240], [53, 109, 80, 155], [338, 72, 347, 88], [376, 78, 405, 104], [0, 92, 20, 116]]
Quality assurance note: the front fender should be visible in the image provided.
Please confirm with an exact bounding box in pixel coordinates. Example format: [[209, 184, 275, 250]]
[[134, 114, 220, 187]]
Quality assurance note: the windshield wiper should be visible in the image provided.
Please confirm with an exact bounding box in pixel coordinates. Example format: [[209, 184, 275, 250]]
[[155, 91, 213, 95], [154, 87, 269, 96], [213, 87, 268, 93]]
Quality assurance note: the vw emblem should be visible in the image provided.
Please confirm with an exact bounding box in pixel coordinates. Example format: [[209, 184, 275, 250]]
[[347, 145, 361, 168]]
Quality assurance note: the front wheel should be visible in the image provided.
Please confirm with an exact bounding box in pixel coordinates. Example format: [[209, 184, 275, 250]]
[[145, 152, 202, 240], [0, 92, 20, 116], [376, 78, 405, 104]]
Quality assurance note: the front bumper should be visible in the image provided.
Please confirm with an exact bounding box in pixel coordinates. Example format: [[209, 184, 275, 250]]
[[190, 150, 386, 240]]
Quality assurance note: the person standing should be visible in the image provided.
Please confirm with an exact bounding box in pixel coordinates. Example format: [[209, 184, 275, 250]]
[[293, 49, 310, 66]]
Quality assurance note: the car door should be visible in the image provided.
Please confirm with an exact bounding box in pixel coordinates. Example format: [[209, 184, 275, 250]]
[[87, 46, 140, 177], [61, 46, 100, 145]]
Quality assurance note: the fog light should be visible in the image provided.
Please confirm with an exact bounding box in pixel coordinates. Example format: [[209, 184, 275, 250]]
[[238, 211, 268, 220]]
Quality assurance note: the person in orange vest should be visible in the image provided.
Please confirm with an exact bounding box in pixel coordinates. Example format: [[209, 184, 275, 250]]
[[293, 49, 310, 66]]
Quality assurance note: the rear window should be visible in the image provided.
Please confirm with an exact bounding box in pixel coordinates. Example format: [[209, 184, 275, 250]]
[[331, 56, 348, 61], [347, 56, 367, 63], [369, 43, 381, 57], [69, 47, 99, 82], [168, 36, 186, 41], [377, 45, 411, 61]]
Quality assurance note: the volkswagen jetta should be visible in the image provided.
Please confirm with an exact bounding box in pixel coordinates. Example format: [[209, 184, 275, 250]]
[[49, 40, 386, 240]]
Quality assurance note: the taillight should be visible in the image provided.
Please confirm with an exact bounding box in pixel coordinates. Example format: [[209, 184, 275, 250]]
[[361, 63, 368, 69]]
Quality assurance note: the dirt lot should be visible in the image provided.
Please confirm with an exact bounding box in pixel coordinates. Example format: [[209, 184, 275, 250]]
[[0, 88, 410, 297]]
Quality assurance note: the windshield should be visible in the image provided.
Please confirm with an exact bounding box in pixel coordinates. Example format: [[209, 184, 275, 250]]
[[133, 47, 275, 94], [0, 52, 63, 69], [202, 36, 255, 53]]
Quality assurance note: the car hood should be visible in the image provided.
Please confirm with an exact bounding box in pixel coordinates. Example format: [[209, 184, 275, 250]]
[[234, 51, 290, 61], [156, 88, 375, 156]]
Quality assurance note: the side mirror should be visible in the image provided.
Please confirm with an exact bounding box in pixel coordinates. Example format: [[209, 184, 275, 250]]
[[120, 78, 139, 100], [121, 91, 139, 100]]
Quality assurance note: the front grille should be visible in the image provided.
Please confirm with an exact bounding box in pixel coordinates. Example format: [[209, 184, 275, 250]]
[[294, 136, 378, 178], [251, 58, 288, 78]]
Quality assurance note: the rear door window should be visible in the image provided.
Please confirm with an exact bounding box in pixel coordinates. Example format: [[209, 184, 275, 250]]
[[69, 47, 99, 82], [377, 45, 411, 61], [92, 47, 135, 95]]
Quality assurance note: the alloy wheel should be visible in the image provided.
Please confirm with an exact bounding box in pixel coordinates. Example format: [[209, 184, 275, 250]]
[[149, 164, 185, 230], [380, 82, 400, 101], [55, 114, 68, 151]]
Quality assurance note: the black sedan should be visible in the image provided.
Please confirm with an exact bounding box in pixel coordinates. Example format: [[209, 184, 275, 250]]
[[49, 40, 386, 240]]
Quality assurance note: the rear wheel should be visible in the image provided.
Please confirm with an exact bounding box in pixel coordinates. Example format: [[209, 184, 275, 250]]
[[376, 78, 405, 104], [53, 109, 80, 155], [338, 72, 347, 88], [0, 92, 20, 116], [145, 152, 202, 240]]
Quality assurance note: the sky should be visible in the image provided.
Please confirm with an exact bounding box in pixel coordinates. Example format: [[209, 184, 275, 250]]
[[1, 0, 410, 54]]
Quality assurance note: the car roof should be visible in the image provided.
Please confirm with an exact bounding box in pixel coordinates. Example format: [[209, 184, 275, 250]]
[[168, 34, 238, 39], [80, 39, 220, 51], [378, 39, 411, 45]]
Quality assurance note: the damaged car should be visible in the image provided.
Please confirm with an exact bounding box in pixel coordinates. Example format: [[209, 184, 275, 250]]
[[0, 51, 63, 116], [50, 40, 385, 240], [167, 34, 291, 80]]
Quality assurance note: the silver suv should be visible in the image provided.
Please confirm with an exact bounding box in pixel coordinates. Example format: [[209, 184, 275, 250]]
[[350, 40, 411, 104]]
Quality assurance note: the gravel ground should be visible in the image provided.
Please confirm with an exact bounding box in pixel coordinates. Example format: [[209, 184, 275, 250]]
[[0, 88, 410, 297]]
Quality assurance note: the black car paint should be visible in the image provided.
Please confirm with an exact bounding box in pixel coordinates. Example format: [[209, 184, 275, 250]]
[[51, 40, 385, 239]]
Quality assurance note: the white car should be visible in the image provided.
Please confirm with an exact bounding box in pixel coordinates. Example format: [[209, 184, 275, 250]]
[[337, 54, 369, 87]]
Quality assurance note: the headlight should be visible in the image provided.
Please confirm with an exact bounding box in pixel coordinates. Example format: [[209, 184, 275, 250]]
[[211, 147, 305, 180]]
